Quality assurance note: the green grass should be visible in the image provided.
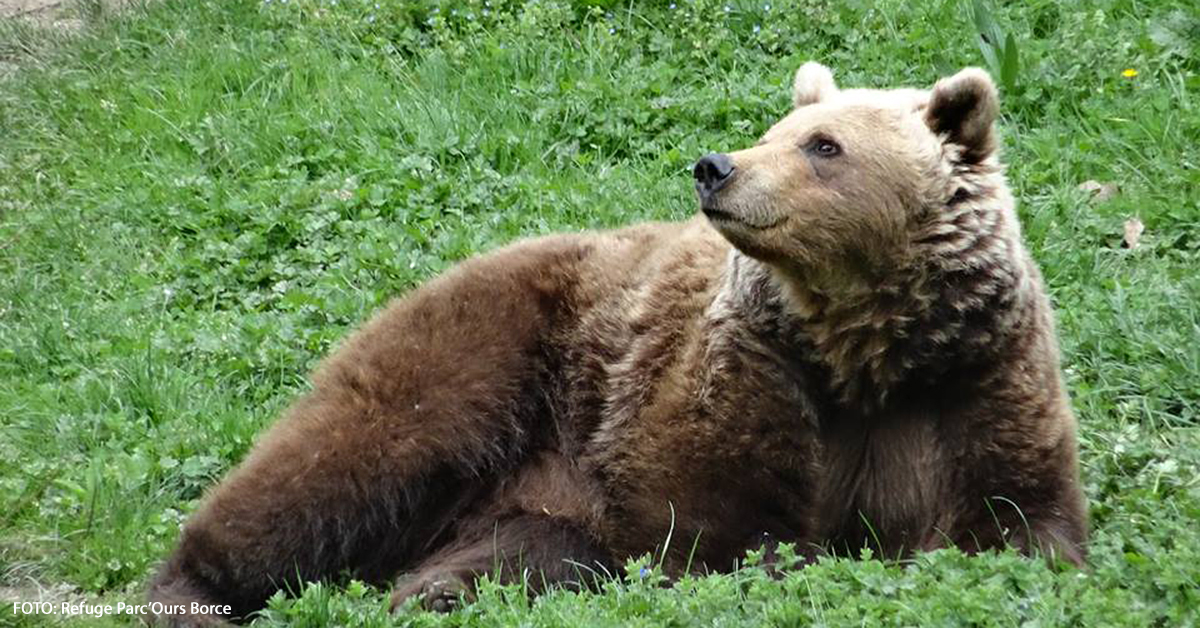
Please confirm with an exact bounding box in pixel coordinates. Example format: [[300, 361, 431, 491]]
[[1, 0, 1198, 625]]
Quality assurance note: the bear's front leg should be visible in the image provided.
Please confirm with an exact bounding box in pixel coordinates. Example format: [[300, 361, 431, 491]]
[[951, 426, 1088, 567]]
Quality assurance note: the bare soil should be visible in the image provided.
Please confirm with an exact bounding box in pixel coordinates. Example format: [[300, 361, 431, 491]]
[[1, 0, 67, 19]]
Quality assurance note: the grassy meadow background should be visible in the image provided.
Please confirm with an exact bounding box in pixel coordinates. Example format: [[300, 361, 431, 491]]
[[1, 0, 1198, 625]]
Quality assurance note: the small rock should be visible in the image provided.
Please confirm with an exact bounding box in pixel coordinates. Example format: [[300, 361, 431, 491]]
[[1122, 217, 1144, 249], [1078, 180, 1120, 203]]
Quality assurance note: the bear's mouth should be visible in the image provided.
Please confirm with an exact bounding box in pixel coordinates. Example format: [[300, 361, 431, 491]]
[[702, 207, 739, 222], [702, 205, 785, 230]]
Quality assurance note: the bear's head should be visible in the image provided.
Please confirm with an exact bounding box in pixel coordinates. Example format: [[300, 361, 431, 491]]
[[694, 63, 1005, 288]]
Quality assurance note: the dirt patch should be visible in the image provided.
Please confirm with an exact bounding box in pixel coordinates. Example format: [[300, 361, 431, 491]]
[[0, 0, 121, 79], [0, 581, 86, 605], [0, 0, 67, 20], [1, 0, 134, 25]]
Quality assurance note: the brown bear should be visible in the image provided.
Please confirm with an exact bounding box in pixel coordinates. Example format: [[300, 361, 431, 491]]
[[147, 63, 1087, 626]]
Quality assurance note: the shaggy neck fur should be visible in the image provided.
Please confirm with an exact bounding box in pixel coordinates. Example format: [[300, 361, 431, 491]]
[[714, 164, 1037, 411]]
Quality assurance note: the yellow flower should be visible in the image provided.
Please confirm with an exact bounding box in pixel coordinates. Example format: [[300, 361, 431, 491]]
[[1122, 68, 1138, 78]]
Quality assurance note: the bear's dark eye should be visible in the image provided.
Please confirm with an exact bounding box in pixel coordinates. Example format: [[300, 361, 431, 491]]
[[810, 138, 841, 157]]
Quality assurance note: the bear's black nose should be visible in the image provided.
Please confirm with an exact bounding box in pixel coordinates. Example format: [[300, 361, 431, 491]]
[[693, 153, 735, 194]]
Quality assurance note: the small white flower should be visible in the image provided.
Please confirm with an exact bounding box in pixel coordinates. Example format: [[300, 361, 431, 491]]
[[669, 2, 676, 8], [723, 5, 731, 12], [753, 24, 760, 32], [764, 3, 771, 10], [609, 27, 615, 34]]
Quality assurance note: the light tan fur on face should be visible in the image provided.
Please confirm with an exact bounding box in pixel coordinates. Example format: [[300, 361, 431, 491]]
[[711, 104, 936, 278]]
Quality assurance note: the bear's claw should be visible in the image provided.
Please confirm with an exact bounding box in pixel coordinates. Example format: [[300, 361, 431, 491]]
[[392, 573, 472, 613]]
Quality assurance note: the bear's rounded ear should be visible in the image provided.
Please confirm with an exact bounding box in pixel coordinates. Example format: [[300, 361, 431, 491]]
[[925, 67, 999, 163], [793, 62, 837, 108]]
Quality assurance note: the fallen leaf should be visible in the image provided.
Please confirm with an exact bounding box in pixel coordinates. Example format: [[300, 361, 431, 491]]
[[1079, 180, 1120, 202], [1123, 218, 1144, 249]]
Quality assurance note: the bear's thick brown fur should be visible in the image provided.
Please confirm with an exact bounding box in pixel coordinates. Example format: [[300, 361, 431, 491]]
[[147, 64, 1086, 626]]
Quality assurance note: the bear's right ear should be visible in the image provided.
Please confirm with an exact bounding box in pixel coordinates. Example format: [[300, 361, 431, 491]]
[[793, 62, 837, 107], [926, 68, 999, 163]]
